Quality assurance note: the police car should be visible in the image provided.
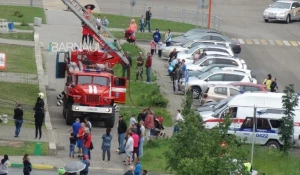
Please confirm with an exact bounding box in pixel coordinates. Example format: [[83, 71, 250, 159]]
[[228, 115, 285, 149]]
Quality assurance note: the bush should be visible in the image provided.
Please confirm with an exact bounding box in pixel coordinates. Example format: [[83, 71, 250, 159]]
[[14, 10, 20, 16], [139, 85, 168, 108]]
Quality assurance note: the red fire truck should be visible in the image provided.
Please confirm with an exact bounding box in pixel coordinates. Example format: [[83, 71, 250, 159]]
[[56, 0, 129, 127]]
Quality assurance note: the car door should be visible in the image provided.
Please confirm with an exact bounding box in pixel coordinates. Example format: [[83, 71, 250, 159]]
[[291, 3, 299, 20], [234, 117, 254, 144], [214, 87, 228, 100], [111, 77, 127, 104], [296, 2, 300, 19], [200, 58, 216, 68], [256, 118, 272, 145]]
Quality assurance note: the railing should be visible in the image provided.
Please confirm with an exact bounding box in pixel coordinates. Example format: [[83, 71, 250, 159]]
[[120, 0, 222, 32]]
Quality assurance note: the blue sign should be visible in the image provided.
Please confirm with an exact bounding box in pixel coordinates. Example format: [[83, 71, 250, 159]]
[[185, 70, 189, 83]]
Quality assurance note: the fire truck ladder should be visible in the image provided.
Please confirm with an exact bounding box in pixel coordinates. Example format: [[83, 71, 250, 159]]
[[62, 0, 129, 65]]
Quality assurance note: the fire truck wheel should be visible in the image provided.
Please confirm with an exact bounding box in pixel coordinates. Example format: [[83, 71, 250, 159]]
[[66, 109, 74, 125]]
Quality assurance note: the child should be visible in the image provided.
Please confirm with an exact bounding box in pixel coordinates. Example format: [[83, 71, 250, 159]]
[[150, 40, 156, 56], [157, 41, 165, 58], [139, 15, 145, 32], [69, 133, 76, 158]]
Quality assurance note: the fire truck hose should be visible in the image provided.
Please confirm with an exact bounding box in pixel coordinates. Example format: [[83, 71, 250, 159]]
[[128, 67, 138, 107]]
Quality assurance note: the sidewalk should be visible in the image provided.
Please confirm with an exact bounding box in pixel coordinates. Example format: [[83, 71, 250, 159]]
[[0, 38, 34, 46], [0, 125, 48, 142]]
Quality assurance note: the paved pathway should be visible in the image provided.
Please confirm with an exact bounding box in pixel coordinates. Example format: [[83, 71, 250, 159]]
[[0, 38, 34, 46], [0, 125, 48, 142], [0, 72, 38, 84]]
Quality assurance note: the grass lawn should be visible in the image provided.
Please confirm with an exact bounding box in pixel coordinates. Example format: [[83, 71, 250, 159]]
[[0, 5, 46, 24], [0, 32, 34, 41], [0, 82, 39, 123], [0, 141, 48, 156], [114, 43, 172, 126], [141, 139, 300, 175], [14, 25, 34, 30], [110, 31, 179, 41], [0, 44, 36, 73], [96, 13, 196, 32]]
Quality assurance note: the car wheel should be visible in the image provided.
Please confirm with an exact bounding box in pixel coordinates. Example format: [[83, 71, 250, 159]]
[[266, 140, 280, 149], [264, 19, 269, 23], [191, 86, 201, 99], [286, 15, 290, 24]]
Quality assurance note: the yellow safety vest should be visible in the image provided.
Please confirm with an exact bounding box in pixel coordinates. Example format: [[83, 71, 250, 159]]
[[244, 162, 251, 172]]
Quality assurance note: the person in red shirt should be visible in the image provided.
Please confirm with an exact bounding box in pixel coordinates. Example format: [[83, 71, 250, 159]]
[[77, 123, 86, 157], [144, 112, 154, 142], [145, 52, 152, 83], [83, 128, 92, 160], [82, 27, 88, 45], [131, 130, 140, 163]]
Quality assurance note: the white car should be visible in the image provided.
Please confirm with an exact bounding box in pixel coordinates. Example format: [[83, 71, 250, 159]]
[[180, 70, 254, 99], [176, 44, 235, 64], [221, 67, 257, 84], [186, 56, 247, 72], [162, 40, 240, 58], [263, 1, 300, 23]]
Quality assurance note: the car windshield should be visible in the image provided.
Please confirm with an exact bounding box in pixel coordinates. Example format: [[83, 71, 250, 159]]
[[212, 105, 227, 117], [183, 41, 195, 48], [270, 2, 290, 9], [213, 99, 229, 111], [187, 46, 201, 54], [94, 76, 108, 86], [183, 30, 195, 37], [77, 76, 108, 86]]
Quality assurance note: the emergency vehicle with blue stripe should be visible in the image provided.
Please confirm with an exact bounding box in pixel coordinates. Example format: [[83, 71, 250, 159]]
[[202, 92, 300, 148]]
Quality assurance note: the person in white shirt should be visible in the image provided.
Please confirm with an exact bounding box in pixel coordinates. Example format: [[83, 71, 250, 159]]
[[96, 15, 102, 31], [157, 42, 165, 58], [173, 109, 184, 134], [0, 154, 9, 175], [130, 115, 137, 126], [139, 121, 146, 157], [124, 133, 134, 165]]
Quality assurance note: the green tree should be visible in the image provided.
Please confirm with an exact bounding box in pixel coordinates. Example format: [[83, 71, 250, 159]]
[[279, 84, 299, 154], [165, 92, 248, 175], [181, 90, 193, 117]]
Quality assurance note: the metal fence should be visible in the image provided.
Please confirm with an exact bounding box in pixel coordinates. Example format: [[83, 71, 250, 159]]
[[0, 72, 38, 84], [120, 0, 222, 32]]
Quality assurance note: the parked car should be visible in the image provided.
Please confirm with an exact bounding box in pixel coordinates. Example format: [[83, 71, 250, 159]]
[[177, 44, 236, 64], [230, 82, 268, 92], [171, 29, 220, 46], [180, 70, 255, 99], [197, 96, 234, 112], [200, 84, 240, 105], [188, 64, 238, 78], [221, 67, 257, 84], [162, 39, 241, 58], [171, 32, 241, 51], [185, 55, 247, 71], [263, 1, 300, 23]]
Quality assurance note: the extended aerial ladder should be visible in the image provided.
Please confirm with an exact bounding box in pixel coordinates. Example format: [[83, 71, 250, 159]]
[[61, 0, 129, 68]]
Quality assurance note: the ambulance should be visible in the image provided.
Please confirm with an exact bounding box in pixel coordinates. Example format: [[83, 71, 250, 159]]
[[202, 92, 300, 147]]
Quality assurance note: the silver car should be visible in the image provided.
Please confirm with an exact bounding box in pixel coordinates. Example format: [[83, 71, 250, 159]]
[[263, 1, 300, 23]]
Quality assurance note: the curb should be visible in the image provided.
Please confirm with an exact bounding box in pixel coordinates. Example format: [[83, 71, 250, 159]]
[[8, 163, 54, 170]]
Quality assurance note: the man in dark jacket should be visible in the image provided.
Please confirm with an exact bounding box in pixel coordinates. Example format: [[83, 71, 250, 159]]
[[122, 52, 132, 80], [34, 92, 45, 140], [118, 115, 127, 154], [137, 109, 147, 122], [168, 48, 177, 64], [144, 7, 152, 33], [153, 29, 161, 54], [14, 104, 23, 137]]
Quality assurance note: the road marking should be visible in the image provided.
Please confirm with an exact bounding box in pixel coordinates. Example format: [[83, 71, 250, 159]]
[[237, 38, 245, 44], [268, 40, 275, 45], [245, 39, 253, 44], [231, 38, 237, 41], [290, 41, 299, 46], [260, 39, 268, 45], [275, 40, 283, 46], [298, 41, 300, 45], [283, 40, 291, 46], [253, 39, 260, 45]]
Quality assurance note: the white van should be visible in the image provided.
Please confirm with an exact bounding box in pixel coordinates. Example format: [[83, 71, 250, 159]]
[[202, 92, 300, 146]]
